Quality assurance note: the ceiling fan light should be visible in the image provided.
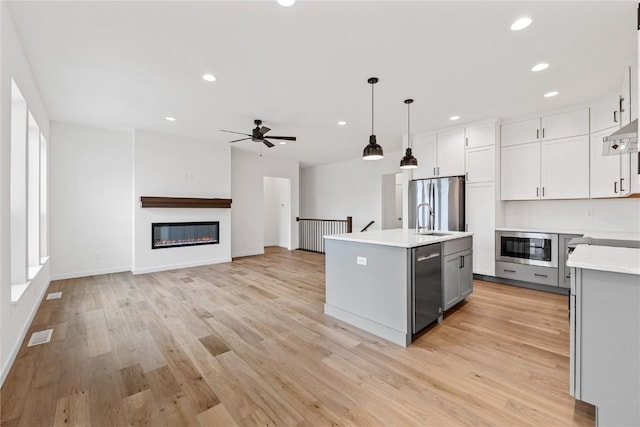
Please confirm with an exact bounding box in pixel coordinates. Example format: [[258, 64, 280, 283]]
[[400, 148, 418, 169], [363, 135, 384, 160]]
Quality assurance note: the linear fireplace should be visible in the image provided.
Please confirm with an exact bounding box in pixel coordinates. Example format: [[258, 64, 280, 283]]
[[152, 221, 219, 249]]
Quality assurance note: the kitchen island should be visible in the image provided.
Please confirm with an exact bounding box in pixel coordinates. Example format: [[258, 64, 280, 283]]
[[567, 241, 640, 427], [324, 228, 473, 346]]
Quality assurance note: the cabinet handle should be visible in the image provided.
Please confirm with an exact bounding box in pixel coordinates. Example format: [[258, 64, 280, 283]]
[[459, 256, 465, 268], [465, 223, 468, 232], [465, 137, 468, 147], [620, 96, 625, 113], [536, 129, 539, 139], [536, 187, 539, 197], [433, 167, 436, 176], [465, 172, 468, 181], [542, 128, 545, 138], [620, 178, 625, 192], [504, 269, 516, 273], [542, 187, 545, 197], [534, 273, 548, 278], [437, 167, 440, 175], [614, 181, 618, 193], [566, 273, 571, 279], [614, 110, 618, 123]]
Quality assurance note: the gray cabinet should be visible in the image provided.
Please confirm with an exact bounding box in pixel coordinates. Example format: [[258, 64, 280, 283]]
[[443, 237, 473, 311], [558, 234, 582, 288]]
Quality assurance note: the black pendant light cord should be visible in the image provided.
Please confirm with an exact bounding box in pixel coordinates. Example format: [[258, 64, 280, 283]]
[[371, 82, 375, 135], [407, 102, 411, 149]]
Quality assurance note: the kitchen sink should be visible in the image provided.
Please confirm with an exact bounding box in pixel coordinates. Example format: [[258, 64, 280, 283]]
[[417, 231, 452, 237]]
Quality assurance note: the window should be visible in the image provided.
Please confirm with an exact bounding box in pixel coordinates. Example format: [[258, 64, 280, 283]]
[[10, 79, 48, 302]]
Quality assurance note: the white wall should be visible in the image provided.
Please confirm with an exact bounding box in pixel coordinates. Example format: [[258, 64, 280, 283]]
[[501, 198, 640, 236], [133, 130, 231, 273], [1, 2, 51, 385], [231, 149, 299, 257], [263, 176, 290, 248], [300, 150, 405, 233], [50, 122, 133, 279]]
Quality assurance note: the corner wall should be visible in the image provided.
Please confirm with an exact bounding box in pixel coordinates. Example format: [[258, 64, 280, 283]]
[[133, 130, 231, 273], [49, 122, 133, 279], [231, 149, 299, 257], [300, 150, 404, 233], [1, 2, 51, 385]]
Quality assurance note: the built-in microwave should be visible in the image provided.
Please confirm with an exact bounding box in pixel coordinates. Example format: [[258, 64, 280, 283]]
[[495, 231, 558, 268]]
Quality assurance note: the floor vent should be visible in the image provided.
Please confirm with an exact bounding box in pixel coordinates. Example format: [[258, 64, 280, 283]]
[[27, 329, 53, 347], [46, 292, 62, 300]]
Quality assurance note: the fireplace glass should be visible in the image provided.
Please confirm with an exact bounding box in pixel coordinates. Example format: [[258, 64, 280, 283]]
[[152, 221, 219, 249]]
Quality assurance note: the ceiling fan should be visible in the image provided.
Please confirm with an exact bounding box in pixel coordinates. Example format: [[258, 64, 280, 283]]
[[221, 119, 296, 148]]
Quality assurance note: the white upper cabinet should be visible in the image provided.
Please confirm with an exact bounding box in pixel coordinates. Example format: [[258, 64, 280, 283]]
[[436, 129, 465, 177], [501, 142, 541, 200], [501, 108, 589, 147], [620, 66, 632, 125], [591, 92, 622, 133], [412, 130, 464, 179], [541, 109, 589, 141], [412, 134, 437, 179], [466, 145, 495, 183], [465, 123, 496, 149], [501, 118, 540, 147], [590, 128, 631, 198], [541, 135, 590, 199]]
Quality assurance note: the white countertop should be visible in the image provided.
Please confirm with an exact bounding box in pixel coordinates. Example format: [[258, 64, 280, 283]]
[[324, 228, 473, 248], [567, 245, 640, 276], [495, 227, 640, 241]]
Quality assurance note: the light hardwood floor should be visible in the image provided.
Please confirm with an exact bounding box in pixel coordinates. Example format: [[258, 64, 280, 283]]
[[1, 247, 594, 426]]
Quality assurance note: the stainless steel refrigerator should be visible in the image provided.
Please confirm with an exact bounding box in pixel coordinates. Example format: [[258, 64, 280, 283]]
[[408, 176, 465, 232]]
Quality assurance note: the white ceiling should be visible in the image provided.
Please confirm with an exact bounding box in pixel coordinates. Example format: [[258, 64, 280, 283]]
[[7, 1, 637, 167]]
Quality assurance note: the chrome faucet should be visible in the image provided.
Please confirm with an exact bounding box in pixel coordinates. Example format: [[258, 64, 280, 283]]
[[416, 202, 434, 233]]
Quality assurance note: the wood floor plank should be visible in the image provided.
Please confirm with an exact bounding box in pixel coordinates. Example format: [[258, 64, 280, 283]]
[[0, 248, 595, 427]]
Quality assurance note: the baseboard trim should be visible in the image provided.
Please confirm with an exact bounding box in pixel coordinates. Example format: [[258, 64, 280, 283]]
[[231, 250, 264, 259], [1, 269, 50, 387], [132, 257, 232, 275], [474, 274, 569, 295], [51, 266, 132, 281], [324, 303, 410, 347]]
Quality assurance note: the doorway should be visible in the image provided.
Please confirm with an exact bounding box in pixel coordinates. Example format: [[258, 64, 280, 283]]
[[263, 176, 292, 250], [381, 173, 403, 229]]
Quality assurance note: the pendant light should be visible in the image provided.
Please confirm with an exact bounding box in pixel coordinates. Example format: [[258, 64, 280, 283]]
[[363, 77, 384, 160], [400, 99, 418, 169]]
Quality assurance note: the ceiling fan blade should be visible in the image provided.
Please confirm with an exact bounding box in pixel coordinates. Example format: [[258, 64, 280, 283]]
[[221, 130, 251, 136], [262, 139, 275, 148], [266, 136, 296, 141], [229, 137, 251, 143], [259, 126, 271, 135]]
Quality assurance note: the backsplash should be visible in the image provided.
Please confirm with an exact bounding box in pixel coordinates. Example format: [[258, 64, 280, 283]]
[[501, 198, 640, 234]]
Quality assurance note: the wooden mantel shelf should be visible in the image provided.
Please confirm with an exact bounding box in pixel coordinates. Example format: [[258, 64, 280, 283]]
[[140, 196, 232, 208]]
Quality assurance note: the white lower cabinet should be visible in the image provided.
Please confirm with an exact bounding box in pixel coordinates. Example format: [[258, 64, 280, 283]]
[[590, 127, 631, 198], [466, 182, 495, 276]]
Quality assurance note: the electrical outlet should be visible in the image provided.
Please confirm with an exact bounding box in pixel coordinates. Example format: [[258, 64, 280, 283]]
[[357, 256, 367, 266], [587, 209, 594, 217]]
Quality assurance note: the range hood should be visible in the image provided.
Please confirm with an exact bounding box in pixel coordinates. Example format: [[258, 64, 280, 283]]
[[602, 119, 638, 155]]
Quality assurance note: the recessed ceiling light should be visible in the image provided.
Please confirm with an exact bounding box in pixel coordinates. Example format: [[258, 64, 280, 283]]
[[279, 141, 287, 145], [531, 63, 549, 72], [202, 73, 216, 82], [277, 0, 295, 6], [165, 116, 176, 122], [544, 91, 559, 98], [511, 17, 532, 31], [338, 121, 347, 126], [449, 116, 460, 121]]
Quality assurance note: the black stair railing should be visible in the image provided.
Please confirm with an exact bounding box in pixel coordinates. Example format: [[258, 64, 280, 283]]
[[297, 216, 352, 254]]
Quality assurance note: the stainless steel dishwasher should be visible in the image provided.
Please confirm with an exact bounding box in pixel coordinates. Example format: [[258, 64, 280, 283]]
[[412, 243, 443, 334]]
